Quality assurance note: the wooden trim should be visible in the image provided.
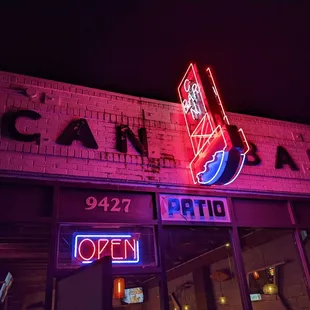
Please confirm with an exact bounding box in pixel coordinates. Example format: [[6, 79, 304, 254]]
[[1, 173, 310, 201], [247, 261, 285, 275]]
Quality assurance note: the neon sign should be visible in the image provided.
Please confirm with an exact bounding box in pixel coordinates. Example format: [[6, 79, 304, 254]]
[[73, 234, 140, 265], [178, 63, 250, 186], [160, 194, 230, 223]]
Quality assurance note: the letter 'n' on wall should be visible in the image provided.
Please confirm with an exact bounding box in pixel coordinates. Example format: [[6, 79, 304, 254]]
[[116, 125, 148, 157]]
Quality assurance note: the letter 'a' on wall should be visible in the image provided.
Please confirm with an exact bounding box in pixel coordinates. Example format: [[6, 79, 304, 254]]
[[56, 119, 98, 149], [177, 63, 250, 186], [275, 146, 299, 171]]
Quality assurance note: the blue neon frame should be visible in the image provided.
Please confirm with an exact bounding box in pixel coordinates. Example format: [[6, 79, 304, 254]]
[[72, 233, 140, 265]]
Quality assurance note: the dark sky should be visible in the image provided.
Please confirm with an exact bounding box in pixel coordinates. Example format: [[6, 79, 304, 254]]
[[0, 2, 309, 124]]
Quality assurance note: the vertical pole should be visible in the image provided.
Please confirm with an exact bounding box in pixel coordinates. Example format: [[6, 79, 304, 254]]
[[294, 229, 310, 296], [227, 197, 253, 310], [45, 185, 60, 310], [288, 201, 310, 297], [101, 256, 113, 310], [4, 296, 8, 310], [155, 193, 170, 310]]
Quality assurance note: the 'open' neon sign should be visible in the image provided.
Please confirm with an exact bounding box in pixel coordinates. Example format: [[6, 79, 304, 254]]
[[73, 234, 140, 265]]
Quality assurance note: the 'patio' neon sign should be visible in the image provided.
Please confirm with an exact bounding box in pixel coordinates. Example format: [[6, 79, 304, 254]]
[[178, 64, 249, 186], [73, 234, 140, 265]]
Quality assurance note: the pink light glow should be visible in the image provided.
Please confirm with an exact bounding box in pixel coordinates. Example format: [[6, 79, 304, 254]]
[[73, 234, 139, 264], [178, 63, 250, 186], [206, 67, 230, 125]]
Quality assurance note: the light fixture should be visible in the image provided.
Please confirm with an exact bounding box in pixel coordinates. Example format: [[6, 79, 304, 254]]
[[253, 271, 260, 280], [183, 305, 190, 310], [113, 278, 125, 299], [259, 246, 278, 295], [263, 283, 278, 295], [218, 296, 228, 305], [269, 267, 275, 276], [225, 243, 230, 247]]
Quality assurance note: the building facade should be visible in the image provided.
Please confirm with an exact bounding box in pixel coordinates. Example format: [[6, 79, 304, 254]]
[[0, 70, 310, 310]]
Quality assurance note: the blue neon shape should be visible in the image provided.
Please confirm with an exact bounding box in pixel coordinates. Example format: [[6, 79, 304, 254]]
[[197, 150, 229, 185]]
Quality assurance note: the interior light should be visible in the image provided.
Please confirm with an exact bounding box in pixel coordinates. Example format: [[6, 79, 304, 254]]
[[263, 283, 278, 295], [218, 296, 228, 305]]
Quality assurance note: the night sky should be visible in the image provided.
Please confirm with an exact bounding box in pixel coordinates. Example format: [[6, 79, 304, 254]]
[[0, 2, 309, 124]]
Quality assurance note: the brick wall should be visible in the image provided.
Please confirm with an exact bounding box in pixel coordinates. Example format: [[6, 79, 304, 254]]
[[0, 70, 309, 194]]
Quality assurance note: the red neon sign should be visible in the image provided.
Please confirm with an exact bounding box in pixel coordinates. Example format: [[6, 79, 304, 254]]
[[178, 64, 249, 186], [73, 234, 140, 264]]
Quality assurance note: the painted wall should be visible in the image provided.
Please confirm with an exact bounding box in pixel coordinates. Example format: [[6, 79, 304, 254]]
[[0, 71, 310, 194]]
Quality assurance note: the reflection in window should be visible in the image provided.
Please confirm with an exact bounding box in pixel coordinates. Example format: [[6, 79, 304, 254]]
[[240, 229, 310, 309], [248, 266, 277, 295], [113, 274, 161, 310], [146, 227, 243, 310]]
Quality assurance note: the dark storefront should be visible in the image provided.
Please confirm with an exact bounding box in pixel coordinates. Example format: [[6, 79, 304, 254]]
[[1, 177, 310, 310]]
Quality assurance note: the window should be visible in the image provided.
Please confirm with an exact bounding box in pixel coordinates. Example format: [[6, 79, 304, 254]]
[[248, 265, 277, 295], [239, 229, 310, 308], [146, 226, 243, 309]]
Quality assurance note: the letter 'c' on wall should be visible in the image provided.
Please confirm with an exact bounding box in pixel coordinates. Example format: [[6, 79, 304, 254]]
[[6, 110, 41, 142]]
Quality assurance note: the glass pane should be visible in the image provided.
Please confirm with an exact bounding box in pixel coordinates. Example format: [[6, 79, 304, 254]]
[[239, 229, 310, 309], [0, 223, 51, 309], [148, 226, 243, 309], [300, 229, 310, 276], [113, 274, 160, 309]]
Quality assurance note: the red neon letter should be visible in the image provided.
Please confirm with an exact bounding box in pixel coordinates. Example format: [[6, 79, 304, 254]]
[[78, 238, 96, 261], [184, 79, 190, 92], [124, 239, 136, 259], [98, 239, 109, 259], [111, 239, 123, 260]]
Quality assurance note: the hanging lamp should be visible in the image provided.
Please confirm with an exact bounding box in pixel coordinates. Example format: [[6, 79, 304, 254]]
[[218, 296, 228, 305], [113, 277, 125, 299], [263, 283, 278, 295], [261, 248, 278, 295]]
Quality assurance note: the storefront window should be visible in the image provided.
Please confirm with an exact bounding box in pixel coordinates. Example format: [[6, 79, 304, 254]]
[[239, 229, 310, 309], [149, 226, 243, 310], [55, 224, 161, 309], [0, 223, 51, 310]]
